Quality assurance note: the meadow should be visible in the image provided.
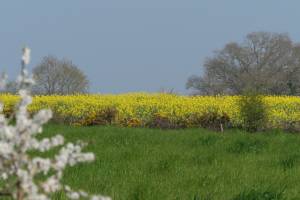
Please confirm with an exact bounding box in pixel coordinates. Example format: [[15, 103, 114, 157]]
[[2, 93, 300, 199], [21, 124, 300, 200]]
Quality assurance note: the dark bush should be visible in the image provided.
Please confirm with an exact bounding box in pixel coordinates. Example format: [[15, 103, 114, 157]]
[[91, 106, 118, 125], [147, 113, 174, 129], [239, 91, 267, 132], [280, 120, 300, 133], [189, 111, 231, 132], [147, 113, 186, 129]]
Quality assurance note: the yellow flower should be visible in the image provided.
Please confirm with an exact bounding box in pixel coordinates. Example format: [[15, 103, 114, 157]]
[[0, 93, 299, 128]]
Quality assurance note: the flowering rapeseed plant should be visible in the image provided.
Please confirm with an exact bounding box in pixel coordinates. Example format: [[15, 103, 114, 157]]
[[0, 48, 110, 200], [1, 93, 300, 128]]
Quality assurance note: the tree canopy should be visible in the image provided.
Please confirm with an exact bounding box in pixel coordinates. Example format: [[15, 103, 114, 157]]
[[33, 56, 89, 95], [187, 32, 300, 95]]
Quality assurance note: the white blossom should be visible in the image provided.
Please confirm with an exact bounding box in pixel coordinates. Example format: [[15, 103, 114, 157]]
[[22, 47, 31, 66], [0, 48, 111, 200], [42, 176, 61, 193], [0, 142, 13, 155]]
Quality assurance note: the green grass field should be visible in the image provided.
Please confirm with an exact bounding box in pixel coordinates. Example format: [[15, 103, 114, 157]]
[[18, 125, 300, 199]]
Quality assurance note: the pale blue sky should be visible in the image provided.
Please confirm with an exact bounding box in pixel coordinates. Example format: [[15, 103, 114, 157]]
[[0, 1, 300, 93]]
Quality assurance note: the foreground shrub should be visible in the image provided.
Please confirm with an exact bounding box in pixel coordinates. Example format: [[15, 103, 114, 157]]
[[0, 48, 110, 200]]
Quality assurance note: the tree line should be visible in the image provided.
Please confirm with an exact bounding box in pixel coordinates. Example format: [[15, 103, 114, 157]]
[[4, 56, 89, 95], [3, 31, 299, 96], [187, 32, 300, 95]]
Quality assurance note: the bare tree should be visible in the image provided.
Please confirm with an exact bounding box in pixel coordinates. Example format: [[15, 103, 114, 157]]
[[187, 32, 300, 95], [32, 56, 89, 95], [158, 87, 177, 95]]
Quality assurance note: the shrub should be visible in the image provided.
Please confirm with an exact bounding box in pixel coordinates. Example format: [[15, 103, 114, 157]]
[[280, 120, 300, 133], [146, 113, 187, 129], [0, 47, 110, 200], [189, 111, 231, 132], [91, 106, 118, 126], [147, 113, 174, 129], [239, 91, 267, 132], [120, 118, 143, 127]]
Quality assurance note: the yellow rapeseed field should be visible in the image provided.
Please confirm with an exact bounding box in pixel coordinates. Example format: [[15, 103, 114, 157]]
[[0, 93, 299, 128]]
